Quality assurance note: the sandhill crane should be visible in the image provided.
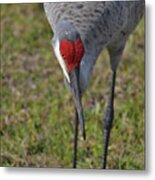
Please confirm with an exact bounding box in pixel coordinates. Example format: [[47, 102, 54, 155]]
[[43, 1, 144, 169]]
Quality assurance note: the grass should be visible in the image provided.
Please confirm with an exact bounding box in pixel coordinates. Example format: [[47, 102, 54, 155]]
[[0, 3, 144, 169]]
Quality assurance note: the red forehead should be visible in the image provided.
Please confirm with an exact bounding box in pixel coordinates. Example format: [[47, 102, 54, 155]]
[[60, 38, 84, 72]]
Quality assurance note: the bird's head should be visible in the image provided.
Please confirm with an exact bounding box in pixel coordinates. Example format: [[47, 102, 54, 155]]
[[52, 20, 86, 139]]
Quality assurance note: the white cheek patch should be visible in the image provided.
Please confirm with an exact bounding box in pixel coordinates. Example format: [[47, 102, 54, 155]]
[[54, 41, 70, 83]]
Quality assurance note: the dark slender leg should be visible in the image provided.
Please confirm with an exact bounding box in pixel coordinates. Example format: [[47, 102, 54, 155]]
[[102, 70, 116, 169], [73, 109, 79, 168]]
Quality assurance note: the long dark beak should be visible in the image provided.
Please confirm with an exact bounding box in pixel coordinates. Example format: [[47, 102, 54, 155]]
[[69, 67, 86, 140]]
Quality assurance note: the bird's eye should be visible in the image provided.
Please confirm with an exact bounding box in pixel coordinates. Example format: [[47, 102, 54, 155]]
[[62, 54, 66, 59]]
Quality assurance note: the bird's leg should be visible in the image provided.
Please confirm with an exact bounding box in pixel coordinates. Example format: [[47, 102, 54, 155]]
[[102, 70, 116, 169], [73, 108, 79, 168]]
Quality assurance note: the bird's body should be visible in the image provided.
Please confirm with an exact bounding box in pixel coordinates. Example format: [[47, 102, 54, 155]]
[[43, 1, 144, 169], [44, 1, 144, 92]]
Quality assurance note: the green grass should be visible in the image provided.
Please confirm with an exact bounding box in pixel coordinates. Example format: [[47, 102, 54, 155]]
[[0, 4, 144, 169]]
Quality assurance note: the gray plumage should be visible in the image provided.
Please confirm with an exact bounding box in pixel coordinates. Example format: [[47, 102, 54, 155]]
[[44, 1, 144, 93]]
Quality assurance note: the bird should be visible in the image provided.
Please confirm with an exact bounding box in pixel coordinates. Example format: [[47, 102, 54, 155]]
[[43, 1, 144, 169]]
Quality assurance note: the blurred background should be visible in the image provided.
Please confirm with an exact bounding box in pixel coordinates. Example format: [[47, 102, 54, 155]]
[[0, 3, 144, 169]]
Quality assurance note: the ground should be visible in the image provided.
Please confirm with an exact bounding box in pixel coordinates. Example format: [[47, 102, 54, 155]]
[[0, 3, 144, 169]]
